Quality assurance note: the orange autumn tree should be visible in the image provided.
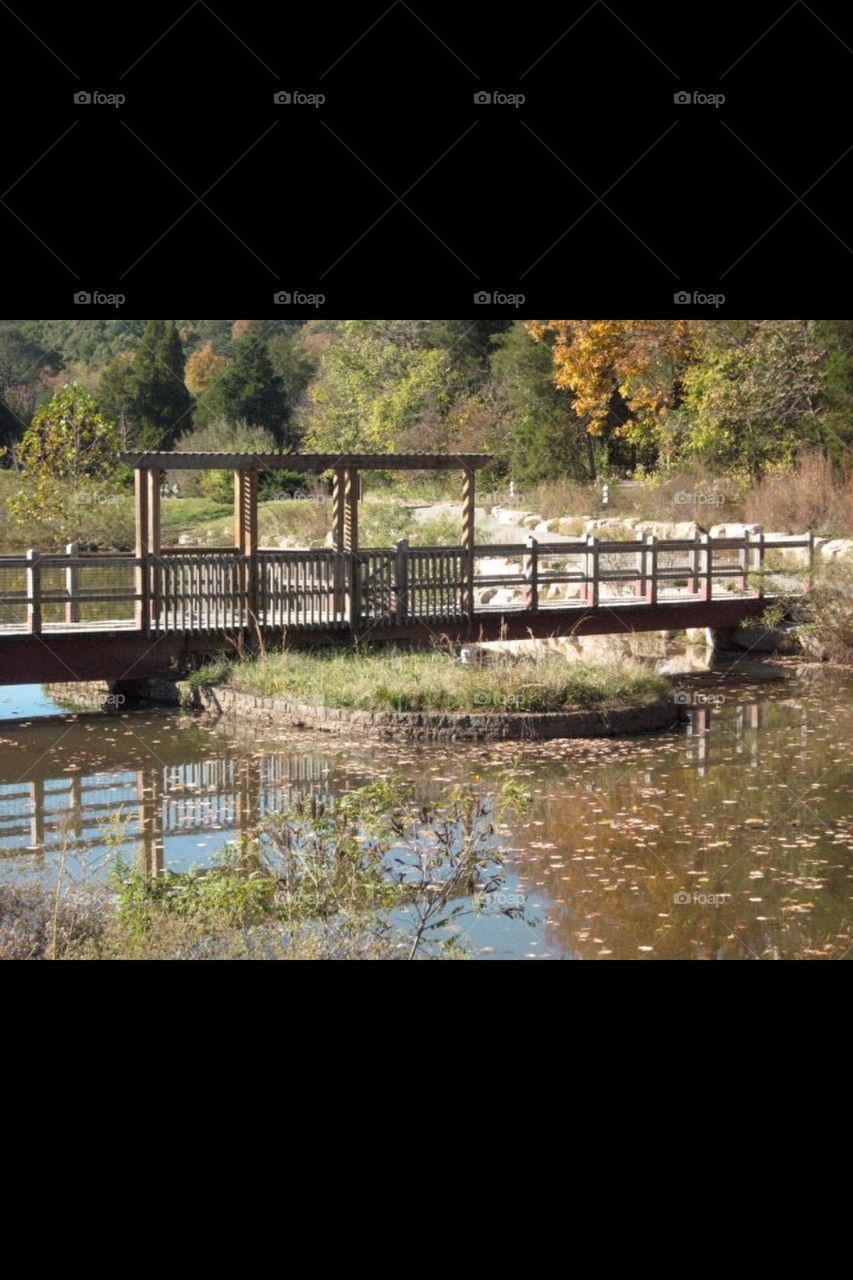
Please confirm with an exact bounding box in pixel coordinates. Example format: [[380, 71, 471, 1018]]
[[526, 320, 704, 456], [185, 342, 230, 398]]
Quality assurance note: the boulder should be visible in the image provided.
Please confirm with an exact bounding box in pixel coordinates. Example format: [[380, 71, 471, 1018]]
[[584, 517, 637, 535], [709, 522, 762, 538], [634, 520, 700, 540], [521, 514, 542, 529], [492, 507, 536, 526], [556, 516, 585, 536], [820, 539, 853, 561]]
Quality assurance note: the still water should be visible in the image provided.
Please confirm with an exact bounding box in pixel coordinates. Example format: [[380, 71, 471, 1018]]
[[1, 667, 851, 959]]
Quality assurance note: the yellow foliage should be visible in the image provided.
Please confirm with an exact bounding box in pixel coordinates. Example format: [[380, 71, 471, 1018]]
[[526, 320, 702, 441]]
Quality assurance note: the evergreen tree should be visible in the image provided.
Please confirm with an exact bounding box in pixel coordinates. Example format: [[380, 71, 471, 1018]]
[[198, 335, 287, 444], [131, 320, 194, 448]]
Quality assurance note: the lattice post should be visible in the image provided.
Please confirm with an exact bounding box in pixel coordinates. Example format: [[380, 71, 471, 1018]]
[[332, 466, 346, 551], [461, 464, 476, 617], [234, 469, 259, 625], [342, 466, 360, 624]]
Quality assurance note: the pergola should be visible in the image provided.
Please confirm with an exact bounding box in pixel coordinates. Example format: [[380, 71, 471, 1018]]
[[120, 452, 493, 559]]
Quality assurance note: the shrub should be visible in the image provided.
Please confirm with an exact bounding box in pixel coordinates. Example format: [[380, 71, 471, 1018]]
[[743, 450, 853, 536]]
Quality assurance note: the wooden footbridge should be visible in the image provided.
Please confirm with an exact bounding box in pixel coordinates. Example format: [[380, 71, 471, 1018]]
[[0, 452, 812, 686]]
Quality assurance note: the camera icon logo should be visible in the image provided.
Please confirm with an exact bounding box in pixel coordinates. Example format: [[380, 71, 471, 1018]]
[[474, 91, 491, 104], [674, 290, 691, 304], [673, 891, 691, 905], [74, 291, 92, 305], [674, 91, 691, 104], [473, 291, 491, 304], [274, 291, 292, 304], [274, 91, 292, 104], [672, 690, 691, 705], [74, 91, 92, 104]]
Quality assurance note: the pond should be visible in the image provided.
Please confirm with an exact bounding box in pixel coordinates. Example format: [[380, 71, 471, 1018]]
[[1, 666, 851, 959]]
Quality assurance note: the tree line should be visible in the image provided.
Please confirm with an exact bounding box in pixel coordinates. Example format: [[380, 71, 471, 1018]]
[[2, 319, 852, 487]]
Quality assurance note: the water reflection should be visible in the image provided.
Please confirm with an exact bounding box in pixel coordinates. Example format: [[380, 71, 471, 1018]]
[[1, 668, 851, 959]]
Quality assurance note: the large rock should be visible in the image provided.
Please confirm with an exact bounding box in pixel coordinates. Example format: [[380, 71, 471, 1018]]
[[709, 522, 762, 538], [584, 517, 637, 535], [492, 507, 536, 527], [634, 520, 700, 540], [820, 539, 853, 561]]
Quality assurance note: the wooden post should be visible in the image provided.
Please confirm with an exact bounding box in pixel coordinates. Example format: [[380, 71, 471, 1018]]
[[234, 469, 259, 625], [342, 465, 359, 552], [461, 465, 475, 617], [523, 535, 538, 612], [586, 535, 599, 607], [26, 549, 41, 634], [65, 541, 80, 625], [646, 535, 657, 606], [807, 529, 815, 592], [393, 539, 409, 624], [700, 533, 712, 602], [635, 537, 646, 598], [147, 469, 162, 629], [755, 532, 765, 599], [689, 530, 700, 596], [134, 467, 149, 634], [332, 467, 346, 551], [738, 531, 749, 591], [342, 466, 360, 624]]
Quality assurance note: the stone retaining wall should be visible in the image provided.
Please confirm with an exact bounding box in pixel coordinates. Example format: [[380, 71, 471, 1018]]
[[199, 685, 682, 741]]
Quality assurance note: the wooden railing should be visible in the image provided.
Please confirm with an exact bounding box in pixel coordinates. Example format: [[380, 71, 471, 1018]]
[[0, 533, 814, 635]]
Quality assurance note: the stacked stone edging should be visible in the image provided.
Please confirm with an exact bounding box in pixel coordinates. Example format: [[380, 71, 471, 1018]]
[[201, 685, 680, 741]]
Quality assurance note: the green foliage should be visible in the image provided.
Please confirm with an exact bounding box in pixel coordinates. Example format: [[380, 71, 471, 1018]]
[[197, 335, 288, 443], [225, 647, 668, 713], [99, 320, 193, 448], [490, 321, 594, 482], [300, 320, 466, 452], [8, 384, 123, 540], [172, 418, 280, 501], [678, 321, 827, 478]]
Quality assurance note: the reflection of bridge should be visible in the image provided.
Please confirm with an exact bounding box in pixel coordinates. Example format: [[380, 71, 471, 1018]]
[[0, 751, 333, 874], [0, 451, 813, 684]]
